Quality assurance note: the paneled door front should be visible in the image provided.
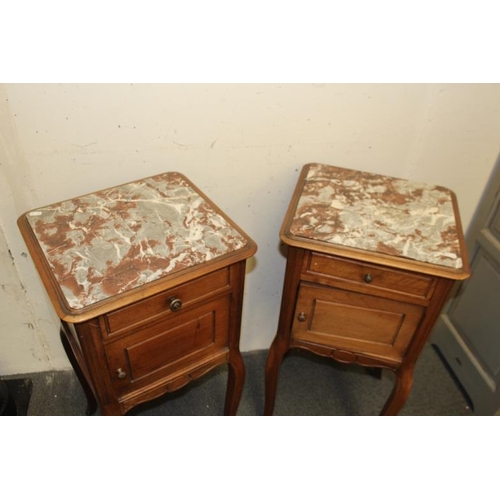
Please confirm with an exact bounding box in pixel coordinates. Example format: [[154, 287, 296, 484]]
[[432, 158, 500, 415]]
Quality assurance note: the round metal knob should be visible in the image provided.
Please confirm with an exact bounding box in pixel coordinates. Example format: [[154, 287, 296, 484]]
[[363, 273, 373, 284], [169, 297, 183, 312], [117, 368, 127, 380], [298, 312, 307, 322]]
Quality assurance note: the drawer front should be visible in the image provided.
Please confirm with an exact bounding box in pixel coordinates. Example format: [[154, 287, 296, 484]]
[[104, 267, 230, 335], [105, 295, 230, 397], [291, 283, 424, 363], [307, 253, 435, 300]]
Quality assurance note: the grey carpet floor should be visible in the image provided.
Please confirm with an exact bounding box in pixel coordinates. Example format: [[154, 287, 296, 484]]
[[3, 343, 473, 416]]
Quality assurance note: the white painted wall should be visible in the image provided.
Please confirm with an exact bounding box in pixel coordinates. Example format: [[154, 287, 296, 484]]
[[1, 83, 499, 375]]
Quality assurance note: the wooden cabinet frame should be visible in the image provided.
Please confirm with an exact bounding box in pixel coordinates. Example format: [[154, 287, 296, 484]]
[[265, 164, 469, 415]]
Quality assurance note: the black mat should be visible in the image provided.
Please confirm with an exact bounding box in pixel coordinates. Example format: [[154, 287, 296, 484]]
[[0, 378, 33, 416], [10, 344, 473, 416]]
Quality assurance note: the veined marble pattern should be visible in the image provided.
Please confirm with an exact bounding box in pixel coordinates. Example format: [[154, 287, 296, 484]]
[[27, 172, 248, 310], [288, 164, 463, 269]]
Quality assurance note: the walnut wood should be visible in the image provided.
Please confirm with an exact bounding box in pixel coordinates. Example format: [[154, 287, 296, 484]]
[[280, 164, 470, 281], [17, 173, 256, 323], [291, 282, 425, 362], [264, 247, 306, 415], [224, 260, 247, 415], [18, 173, 257, 416], [265, 163, 470, 416], [60, 262, 252, 416], [59, 321, 97, 416]]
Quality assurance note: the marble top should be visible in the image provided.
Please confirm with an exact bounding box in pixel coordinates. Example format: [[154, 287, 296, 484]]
[[288, 164, 463, 269], [26, 172, 248, 310]]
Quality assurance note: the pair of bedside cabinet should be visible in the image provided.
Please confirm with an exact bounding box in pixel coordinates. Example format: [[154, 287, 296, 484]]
[[18, 164, 469, 416]]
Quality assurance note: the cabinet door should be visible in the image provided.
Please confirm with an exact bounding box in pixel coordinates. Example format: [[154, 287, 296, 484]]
[[433, 160, 500, 415], [105, 295, 230, 397], [292, 283, 424, 363]]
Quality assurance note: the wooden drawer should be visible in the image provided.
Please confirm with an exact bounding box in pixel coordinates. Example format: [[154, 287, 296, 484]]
[[291, 282, 424, 363], [104, 268, 230, 335], [105, 295, 231, 398], [306, 253, 435, 300]]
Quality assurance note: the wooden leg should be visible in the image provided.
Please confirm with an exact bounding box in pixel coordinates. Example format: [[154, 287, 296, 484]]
[[224, 351, 245, 416], [264, 336, 289, 416], [59, 325, 98, 416], [380, 365, 415, 416]]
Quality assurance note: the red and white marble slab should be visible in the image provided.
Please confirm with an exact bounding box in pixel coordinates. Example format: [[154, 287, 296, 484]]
[[26, 172, 248, 310], [288, 164, 463, 269]]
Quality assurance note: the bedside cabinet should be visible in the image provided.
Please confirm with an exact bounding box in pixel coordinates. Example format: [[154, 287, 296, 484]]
[[18, 172, 257, 416], [265, 163, 470, 415]]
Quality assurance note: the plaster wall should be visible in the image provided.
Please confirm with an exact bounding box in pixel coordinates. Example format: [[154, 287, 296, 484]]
[[1, 83, 499, 374]]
